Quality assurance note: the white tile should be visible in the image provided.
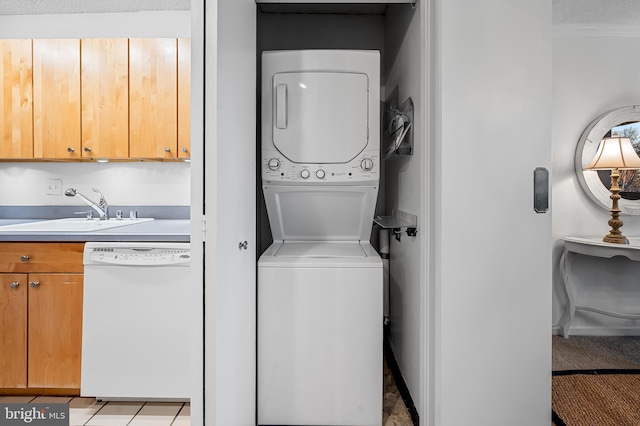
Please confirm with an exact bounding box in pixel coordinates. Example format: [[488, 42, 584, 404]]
[[128, 402, 183, 426], [69, 397, 105, 426], [171, 403, 190, 426], [0, 396, 37, 403], [32, 396, 73, 404], [85, 401, 144, 426]]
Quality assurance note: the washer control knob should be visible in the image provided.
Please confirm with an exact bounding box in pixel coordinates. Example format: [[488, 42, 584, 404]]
[[300, 169, 310, 179], [361, 158, 374, 171], [267, 158, 281, 171], [316, 169, 326, 179]]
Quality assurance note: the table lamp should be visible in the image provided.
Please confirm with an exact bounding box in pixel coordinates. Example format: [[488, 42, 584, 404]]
[[584, 135, 640, 244]]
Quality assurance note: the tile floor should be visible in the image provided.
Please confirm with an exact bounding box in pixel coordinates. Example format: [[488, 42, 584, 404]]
[[0, 359, 412, 426], [0, 395, 190, 426]]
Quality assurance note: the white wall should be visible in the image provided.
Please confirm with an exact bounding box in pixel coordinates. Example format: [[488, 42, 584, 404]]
[[552, 27, 640, 334], [383, 2, 426, 419], [0, 11, 191, 208], [436, 0, 552, 424]]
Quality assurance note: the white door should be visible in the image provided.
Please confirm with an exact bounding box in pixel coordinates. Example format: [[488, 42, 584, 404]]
[[435, 0, 552, 425], [203, 0, 257, 425]]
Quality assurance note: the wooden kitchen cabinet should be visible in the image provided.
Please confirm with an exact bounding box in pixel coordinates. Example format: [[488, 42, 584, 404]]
[[178, 38, 191, 160], [0, 40, 33, 159], [28, 273, 83, 388], [81, 38, 129, 159], [129, 38, 178, 159], [32, 39, 81, 159], [0, 243, 84, 393], [0, 274, 27, 388], [1, 38, 190, 161]]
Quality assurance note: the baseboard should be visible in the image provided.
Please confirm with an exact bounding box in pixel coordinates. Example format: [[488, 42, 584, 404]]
[[384, 329, 419, 426], [553, 326, 640, 336]]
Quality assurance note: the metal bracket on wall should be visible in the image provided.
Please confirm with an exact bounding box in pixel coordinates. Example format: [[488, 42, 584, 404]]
[[373, 209, 418, 242]]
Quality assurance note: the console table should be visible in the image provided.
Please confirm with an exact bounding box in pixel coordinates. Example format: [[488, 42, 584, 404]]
[[560, 236, 640, 337]]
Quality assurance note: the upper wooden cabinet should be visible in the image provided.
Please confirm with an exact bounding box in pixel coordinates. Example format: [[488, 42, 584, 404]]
[[33, 39, 81, 159], [0, 38, 190, 161], [0, 40, 33, 159], [81, 38, 129, 159], [129, 38, 178, 159], [178, 38, 191, 160]]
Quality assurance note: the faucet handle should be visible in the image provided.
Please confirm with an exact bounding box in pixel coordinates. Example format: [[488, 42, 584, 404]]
[[91, 188, 106, 202], [74, 210, 94, 220]]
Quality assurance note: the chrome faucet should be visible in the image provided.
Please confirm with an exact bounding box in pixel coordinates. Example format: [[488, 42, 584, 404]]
[[65, 188, 109, 220]]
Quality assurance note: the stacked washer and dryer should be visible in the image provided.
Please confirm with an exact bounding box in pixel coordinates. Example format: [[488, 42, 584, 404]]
[[258, 50, 383, 425]]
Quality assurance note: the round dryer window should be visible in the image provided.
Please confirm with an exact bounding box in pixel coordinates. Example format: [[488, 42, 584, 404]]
[[272, 71, 369, 163]]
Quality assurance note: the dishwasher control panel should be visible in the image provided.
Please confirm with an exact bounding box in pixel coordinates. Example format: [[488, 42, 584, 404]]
[[86, 247, 191, 266]]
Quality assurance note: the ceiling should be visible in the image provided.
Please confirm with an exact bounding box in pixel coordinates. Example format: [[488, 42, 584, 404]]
[[1, 0, 639, 26]]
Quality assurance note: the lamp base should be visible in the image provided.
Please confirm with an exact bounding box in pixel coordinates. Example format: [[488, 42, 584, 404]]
[[603, 234, 629, 244]]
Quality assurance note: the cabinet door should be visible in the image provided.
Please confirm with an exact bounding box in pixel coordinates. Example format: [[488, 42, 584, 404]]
[[81, 38, 129, 159], [129, 38, 178, 159], [0, 274, 27, 388], [178, 38, 191, 159], [0, 40, 33, 159], [33, 39, 81, 159], [28, 273, 83, 389]]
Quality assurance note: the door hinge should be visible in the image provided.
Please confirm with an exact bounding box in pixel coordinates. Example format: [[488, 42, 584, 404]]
[[202, 217, 207, 242]]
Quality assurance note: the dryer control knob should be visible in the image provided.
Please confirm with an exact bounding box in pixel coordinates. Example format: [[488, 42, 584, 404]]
[[300, 169, 310, 179], [361, 158, 374, 171], [316, 169, 326, 179], [268, 158, 281, 171]]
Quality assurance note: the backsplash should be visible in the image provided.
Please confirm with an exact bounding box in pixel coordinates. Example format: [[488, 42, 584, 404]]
[[0, 162, 190, 206]]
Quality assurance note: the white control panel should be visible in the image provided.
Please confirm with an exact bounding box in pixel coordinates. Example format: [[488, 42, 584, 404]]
[[262, 150, 379, 184], [88, 247, 191, 266]]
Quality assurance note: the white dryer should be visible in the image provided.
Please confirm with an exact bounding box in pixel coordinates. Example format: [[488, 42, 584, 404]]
[[258, 50, 383, 426]]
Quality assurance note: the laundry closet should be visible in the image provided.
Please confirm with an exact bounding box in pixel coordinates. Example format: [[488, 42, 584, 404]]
[[255, 2, 425, 424]]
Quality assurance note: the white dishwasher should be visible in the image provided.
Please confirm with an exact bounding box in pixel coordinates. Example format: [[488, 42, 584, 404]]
[[81, 242, 191, 401]]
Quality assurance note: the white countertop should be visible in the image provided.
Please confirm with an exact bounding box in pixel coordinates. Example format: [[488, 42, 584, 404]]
[[0, 219, 190, 242]]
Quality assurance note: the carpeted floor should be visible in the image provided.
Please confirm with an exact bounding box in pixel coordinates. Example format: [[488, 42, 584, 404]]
[[552, 335, 640, 371], [552, 335, 640, 426]]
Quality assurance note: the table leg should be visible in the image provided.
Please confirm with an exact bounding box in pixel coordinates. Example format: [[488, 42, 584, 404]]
[[559, 249, 575, 338]]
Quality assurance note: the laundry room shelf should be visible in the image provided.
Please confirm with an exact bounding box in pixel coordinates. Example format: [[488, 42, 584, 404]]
[[374, 209, 417, 241]]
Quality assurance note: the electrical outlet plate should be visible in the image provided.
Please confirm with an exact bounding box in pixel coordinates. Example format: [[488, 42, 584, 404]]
[[46, 179, 62, 195]]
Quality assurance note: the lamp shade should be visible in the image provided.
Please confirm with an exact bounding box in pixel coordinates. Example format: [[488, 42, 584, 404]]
[[585, 136, 640, 170]]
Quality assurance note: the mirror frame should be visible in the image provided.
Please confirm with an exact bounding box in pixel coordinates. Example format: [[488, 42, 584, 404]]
[[575, 105, 640, 215]]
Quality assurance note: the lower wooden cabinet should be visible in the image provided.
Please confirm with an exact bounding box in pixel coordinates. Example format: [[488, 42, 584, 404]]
[[0, 274, 27, 388], [0, 243, 84, 393]]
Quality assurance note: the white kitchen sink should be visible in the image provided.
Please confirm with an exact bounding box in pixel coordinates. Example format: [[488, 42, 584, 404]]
[[0, 217, 154, 232]]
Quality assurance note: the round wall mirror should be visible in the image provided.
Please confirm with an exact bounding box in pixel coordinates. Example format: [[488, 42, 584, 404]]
[[575, 105, 640, 215]]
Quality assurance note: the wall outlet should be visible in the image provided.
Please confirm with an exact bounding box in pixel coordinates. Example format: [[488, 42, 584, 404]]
[[46, 179, 62, 195]]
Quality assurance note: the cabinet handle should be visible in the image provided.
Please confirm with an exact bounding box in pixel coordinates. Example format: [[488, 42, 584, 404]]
[[30, 281, 40, 288], [84, 147, 92, 152], [20, 255, 30, 262], [67, 147, 75, 153], [164, 147, 171, 153], [181, 147, 188, 153], [10, 282, 19, 289]]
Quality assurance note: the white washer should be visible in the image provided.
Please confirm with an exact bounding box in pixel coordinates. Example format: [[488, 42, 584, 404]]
[[258, 50, 382, 426]]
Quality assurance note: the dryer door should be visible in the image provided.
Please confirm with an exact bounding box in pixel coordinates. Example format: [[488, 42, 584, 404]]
[[272, 71, 369, 164]]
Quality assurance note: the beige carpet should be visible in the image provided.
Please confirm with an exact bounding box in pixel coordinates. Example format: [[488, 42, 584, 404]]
[[553, 335, 640, 371]]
